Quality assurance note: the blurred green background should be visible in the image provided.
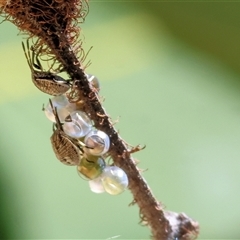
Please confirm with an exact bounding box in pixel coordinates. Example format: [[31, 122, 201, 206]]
[[0, 1, 240, 239]]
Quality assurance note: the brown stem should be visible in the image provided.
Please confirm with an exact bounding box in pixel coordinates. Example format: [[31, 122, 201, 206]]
[[45, 34, 171, 239]]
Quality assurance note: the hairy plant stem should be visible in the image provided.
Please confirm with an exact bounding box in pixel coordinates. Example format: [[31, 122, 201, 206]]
[[45, 33, 171, 239]]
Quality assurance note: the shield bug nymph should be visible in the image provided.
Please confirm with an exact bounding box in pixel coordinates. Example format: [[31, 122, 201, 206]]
[[49, 99, 84, 166], [22, 40, 71, 96]]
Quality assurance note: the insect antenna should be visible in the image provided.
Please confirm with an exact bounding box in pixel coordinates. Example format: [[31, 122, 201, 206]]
[[49, 99, 63, 131], [31, 42, 43, 71], [22, 40, 32, 70]]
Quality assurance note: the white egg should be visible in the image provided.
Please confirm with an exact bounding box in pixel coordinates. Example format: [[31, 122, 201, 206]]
[[101, 166, 128, 195]]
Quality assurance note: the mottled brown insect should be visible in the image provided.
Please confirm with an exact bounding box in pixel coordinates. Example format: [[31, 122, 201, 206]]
[[22, 40, 71, 96], [49, 99, 83, 166]]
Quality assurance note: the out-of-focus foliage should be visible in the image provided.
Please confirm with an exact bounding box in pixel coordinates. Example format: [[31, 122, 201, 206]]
[[0, 2, 239, 239]]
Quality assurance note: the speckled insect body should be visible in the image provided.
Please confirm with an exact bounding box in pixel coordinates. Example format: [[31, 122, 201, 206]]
[[49, 99, 83, 166], [22, 40, 71, 96], [51, 130, 83, 166]]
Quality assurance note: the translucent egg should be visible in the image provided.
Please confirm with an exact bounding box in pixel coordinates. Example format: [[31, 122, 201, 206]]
[[86, 74, 100, 92], [77, 155, 106, 180], [65, 102, 78, 113], [84, 130, 110, 156], [44, 95, 70, 122], [89, 177, 105, 194], [101, 166, 128, 195], [63, 111, 92, 138]]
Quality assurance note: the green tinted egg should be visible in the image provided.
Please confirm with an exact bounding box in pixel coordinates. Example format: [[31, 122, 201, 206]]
[[101, 166, 128, 195], [77, 155, 106, 180]]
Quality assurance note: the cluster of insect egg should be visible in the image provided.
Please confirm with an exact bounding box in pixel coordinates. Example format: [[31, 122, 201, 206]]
[[44, 75, 129, 195], [22, 41, 128, 195]]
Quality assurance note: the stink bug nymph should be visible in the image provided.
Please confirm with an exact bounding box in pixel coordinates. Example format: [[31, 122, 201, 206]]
[[49, 99, 84, 166], [22, 40, 71, 96]]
